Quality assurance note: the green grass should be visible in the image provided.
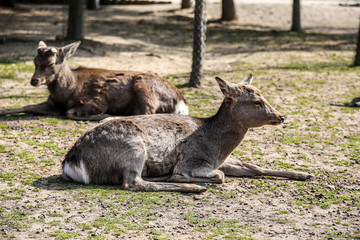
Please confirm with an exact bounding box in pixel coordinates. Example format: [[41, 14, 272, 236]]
[[183, 211, 260, 239], [49, 230, 81, 239], [0, 62, 34, 80]]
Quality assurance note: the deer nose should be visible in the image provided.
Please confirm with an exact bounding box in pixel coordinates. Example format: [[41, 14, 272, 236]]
[[280, 116, 285, 123], [30, 78, 39, 86]]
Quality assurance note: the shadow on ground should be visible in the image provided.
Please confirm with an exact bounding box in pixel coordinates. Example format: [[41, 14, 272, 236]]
[[0, 4, 357, 63]]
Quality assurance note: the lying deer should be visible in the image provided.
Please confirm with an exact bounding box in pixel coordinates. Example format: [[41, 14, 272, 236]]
[[62, 74, 313, 193], [0, 41, 188, 120]]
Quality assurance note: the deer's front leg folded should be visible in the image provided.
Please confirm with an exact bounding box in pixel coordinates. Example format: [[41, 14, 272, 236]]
[[66, 99, 110, 121], [168, 159, 225, 184]]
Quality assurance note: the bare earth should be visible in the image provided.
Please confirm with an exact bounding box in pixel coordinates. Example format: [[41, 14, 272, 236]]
[[0, 1, 360, 240]]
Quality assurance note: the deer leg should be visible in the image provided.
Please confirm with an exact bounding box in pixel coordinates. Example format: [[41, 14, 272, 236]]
[[168, 160, 225, 184], [132, 94, 158, 115], [66, 109, 111, 121], [0, 99, 62, 116], [66, 100, 110, 121], [119, 150, 206, 193], [123, 176, 206, 193], [219, 158, 313, 181]]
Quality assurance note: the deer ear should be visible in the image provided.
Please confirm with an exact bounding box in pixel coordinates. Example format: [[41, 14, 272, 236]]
[[215, 77, 238, 98], [239, 73, 253, 85], [38, 41, 47, 49], [62, 41, 81, 58]]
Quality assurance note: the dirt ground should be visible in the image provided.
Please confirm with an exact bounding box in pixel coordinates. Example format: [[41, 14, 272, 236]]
[[0, 1, 360, 240]]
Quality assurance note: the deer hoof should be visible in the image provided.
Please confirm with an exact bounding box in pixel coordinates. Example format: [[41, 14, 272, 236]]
[[167, 173, 187, 182], [194, 185, 207, 193], [100, 116, 118, 123], [306, 173, 314, 179]]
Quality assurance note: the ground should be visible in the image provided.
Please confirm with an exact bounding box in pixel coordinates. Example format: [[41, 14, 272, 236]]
[[0, 0, 360, 239]]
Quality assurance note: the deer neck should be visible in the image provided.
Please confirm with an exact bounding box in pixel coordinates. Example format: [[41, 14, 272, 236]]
[[204, 101, 248, 164], [48, 64, 77, 96]]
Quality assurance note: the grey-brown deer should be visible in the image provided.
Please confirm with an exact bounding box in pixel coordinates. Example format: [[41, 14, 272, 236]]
[[0, 41, 188, 120], [62, 74, 313, 193]]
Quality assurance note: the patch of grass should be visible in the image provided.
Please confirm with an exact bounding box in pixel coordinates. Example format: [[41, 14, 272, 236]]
[[49, 128, 86, 137], [49, 230, 81, 239], [280, 136, 302, 145], [271, 217, 294, 224], [17, 150, 35, 163], [0, 123, 10, 129], [21, 173, 42, 185], [48, 211, 64, 217], [324, 230, 360, 240], [86, 235, 106, 240], [181, 87, 219, 117], [0, 62, 34, 80], [0, 208, 36, 230], [279, 60, 355, 73], [217, 192, 236, 200], [40, 159, 56, 167], [184, 211, 260, 239], [276, 209, 290, 215], [274, 160, 294, 169], [48, 220, 61, 226], [0, 188, 25, 201], [40, 117, 61, 125], [293, 183, 360, 210], [333, 159, 353, 166], [78, 222, 93, 230], [93, 213, 127, 234], [0, 171, 16, 181]]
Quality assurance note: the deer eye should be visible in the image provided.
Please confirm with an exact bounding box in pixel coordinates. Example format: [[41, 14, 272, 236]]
[[48, 63, 55, 67], [254, 101, 261, 106]]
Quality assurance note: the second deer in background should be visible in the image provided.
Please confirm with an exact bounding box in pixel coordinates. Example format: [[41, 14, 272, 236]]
[[0, 41, 188, 120]]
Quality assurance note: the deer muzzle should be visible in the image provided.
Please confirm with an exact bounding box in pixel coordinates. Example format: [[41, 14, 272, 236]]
[[30, 78, 39, 86], [30, 77, 47, 87], [270, 115, 285, 125], [280, 116, 285, 123]]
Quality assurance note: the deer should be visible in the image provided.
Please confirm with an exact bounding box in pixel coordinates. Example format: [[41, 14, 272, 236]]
[[62, 74, 313, 193], [0, 41, 188, 120]]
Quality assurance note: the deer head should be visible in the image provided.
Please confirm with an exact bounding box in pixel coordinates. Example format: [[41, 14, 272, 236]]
[[215, 74, 285, 128], [30, 41, 81, 86]]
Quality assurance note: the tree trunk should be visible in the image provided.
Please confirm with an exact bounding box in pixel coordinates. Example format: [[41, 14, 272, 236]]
[[86, 0, 100, 10], [291, 0, 301, 32], [189, 0, 207, 87], [354, 22, 360, 66], [66, 0, 85, 40], [221, 0, 238, 21], [181, 0, 191, 9]]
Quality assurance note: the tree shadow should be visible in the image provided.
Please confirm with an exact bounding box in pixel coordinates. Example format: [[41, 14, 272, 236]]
[[0, 3, 357, 62]]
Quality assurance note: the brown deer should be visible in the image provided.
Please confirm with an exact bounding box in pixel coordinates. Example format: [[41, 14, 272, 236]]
[[62, 74, 313, 193], [0, 41, 188, 120]]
